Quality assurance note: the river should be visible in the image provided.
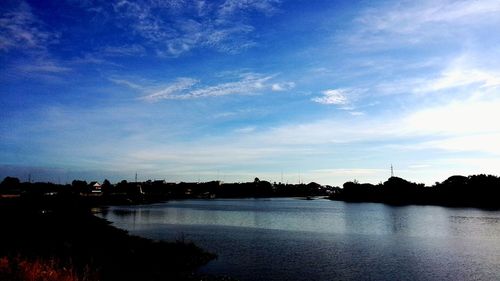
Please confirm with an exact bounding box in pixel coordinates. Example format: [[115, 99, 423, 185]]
[[97, 198, 500, 281]]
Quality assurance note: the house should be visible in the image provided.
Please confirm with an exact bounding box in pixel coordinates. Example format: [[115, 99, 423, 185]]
[[90, 182, 102, 193], [79, 181, 103, 197]]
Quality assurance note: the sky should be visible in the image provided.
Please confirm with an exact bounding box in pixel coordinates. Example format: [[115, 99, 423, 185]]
[[1, 0, 500, 185]]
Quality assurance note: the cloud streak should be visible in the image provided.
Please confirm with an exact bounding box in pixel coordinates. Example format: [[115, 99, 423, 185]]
[[110, 73, 293, 101]]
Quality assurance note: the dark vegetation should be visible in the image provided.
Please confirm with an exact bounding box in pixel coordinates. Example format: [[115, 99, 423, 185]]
[[0, 196, 216, 281], [330, 174, 500, 208], [0, 177, 233, 281]]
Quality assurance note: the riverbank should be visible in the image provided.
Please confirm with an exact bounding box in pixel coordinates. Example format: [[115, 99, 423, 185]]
[[0, 198, 219, 281]]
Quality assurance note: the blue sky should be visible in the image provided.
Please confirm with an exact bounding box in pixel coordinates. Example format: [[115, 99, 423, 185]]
[[1, 0, 500, 185]]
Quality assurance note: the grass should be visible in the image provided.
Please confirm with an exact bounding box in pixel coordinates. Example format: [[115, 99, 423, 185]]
[[0, 256, 98, 281]]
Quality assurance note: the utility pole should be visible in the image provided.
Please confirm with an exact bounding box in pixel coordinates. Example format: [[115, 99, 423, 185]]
[[391, 164, 394, 178], [135, 172, 138, 183]]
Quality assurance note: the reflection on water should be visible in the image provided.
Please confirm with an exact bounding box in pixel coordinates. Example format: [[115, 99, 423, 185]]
[[97, 198, 500, 281]]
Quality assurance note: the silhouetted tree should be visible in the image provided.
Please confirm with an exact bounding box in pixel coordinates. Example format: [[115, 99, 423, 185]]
[[72, 180, 88, 193], [0, 177, 21, 194], [1, 176, 20, 187], [102, 179, 112, 195]]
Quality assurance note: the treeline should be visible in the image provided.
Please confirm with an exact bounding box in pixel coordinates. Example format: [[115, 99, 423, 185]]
[[330, 174, 500, 208], [0, 176, 335, 204]]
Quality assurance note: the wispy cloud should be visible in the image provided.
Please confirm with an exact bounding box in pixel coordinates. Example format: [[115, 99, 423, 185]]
[[371, 56, 500, 97], [0, 1, 58, 52], [360, 0, 500, 32], [144, 77, 199, 101], [110, 0, 281, 56], [271, 82, 295, 91], [108, 77, 145, 90], [0, 1, 72, 81], [349, 111, 364, 116], [415, 68, 500, 93], [311, 89, 349, 105], [347, 0, 500, 48], [233, 126, 257, 134], [99, 44, 146, 57], [14, 59, 71, 74], [218, 0, 281, 16], [110, 73, 292, 101]]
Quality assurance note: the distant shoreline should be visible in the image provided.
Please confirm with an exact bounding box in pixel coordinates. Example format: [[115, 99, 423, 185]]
[[329, 175, 500, 209], [2, 173, 500, 209]]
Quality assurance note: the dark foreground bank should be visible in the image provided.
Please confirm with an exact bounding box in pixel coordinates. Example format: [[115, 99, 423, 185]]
[[0, 197, 223, 281]]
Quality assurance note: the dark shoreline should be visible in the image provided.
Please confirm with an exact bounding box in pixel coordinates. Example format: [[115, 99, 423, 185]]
[[0, 197, 223, 281]]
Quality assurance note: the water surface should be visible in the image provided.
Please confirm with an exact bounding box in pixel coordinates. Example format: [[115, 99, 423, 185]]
[[98, 198, 500, 281]]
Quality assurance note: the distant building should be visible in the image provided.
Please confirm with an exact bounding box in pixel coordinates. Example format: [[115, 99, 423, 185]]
[[90, 182, 102, 193], [80, 181, 102, 196]]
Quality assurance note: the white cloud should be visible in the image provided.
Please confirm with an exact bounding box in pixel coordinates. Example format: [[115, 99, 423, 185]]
[[403, 98, 500, 136], [271, 82, 295, 91], [422, 133, 500, 155], [415, 68, 500, 93], [312, 89, 349, 105], [401, 96, 500, 156]]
